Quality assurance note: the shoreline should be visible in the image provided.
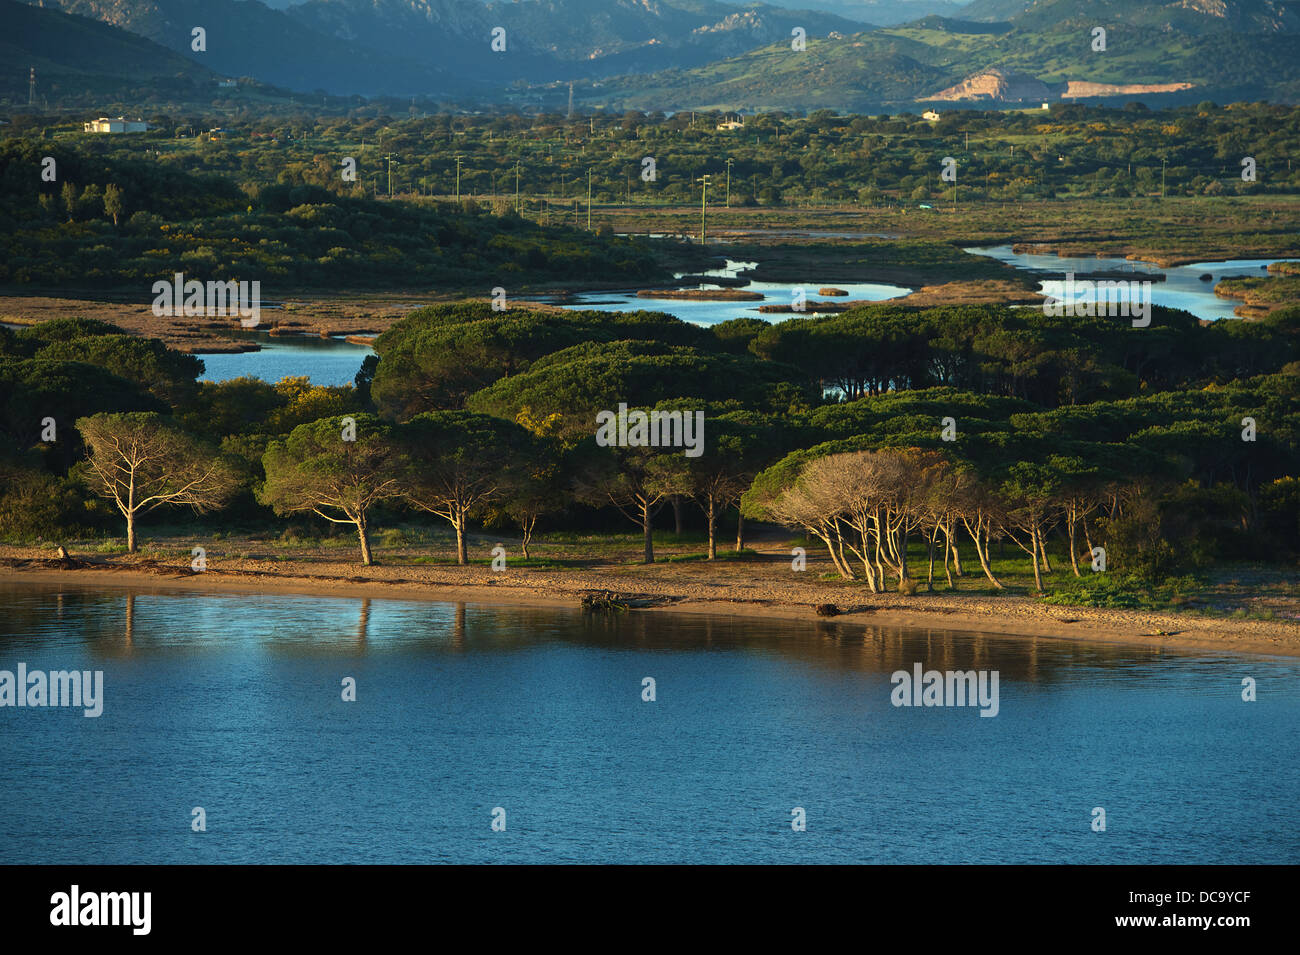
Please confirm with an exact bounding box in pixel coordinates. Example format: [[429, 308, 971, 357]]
[[4, 559, 1297, 659]]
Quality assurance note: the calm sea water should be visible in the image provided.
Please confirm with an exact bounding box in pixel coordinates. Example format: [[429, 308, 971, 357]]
[[1, 583, 1295, 864]]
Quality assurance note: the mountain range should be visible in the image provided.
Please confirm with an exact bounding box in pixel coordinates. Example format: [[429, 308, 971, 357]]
[[588, 0, 1300, 111], [8, 0, 1300, 109], [20, 0, 868, 95]]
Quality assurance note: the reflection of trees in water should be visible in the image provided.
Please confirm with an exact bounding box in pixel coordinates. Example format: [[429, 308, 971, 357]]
[[557, 611, 1167, 685], [0, 584, 1173, 683], [1, 585, 143, 657], [357, 597, 370, 645], [451, 602, 466, 651], [124, 592, 135, 650]]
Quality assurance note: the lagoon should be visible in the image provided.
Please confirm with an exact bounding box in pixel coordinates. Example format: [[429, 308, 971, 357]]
[[967, 245, 1299, 322], [191, 249, 1298, 386], [1, 583, 1295, 864]]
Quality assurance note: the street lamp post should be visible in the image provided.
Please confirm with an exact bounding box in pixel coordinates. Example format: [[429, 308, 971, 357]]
[[725, 158, 734, 208]]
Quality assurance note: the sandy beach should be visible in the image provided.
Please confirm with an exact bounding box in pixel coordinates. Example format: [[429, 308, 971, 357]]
[[3, 547, 1297, 659]]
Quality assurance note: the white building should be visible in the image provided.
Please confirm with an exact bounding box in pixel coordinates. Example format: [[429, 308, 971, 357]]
[[83, 117, 149, 134], [922, 110, 941, 122]]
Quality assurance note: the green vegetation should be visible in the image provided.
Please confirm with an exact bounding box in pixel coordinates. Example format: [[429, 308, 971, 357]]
[[3, 293, 1298, 613], [3, 103, 1298, 305], [1, 99, 1298, 616], [0, 140, 670, 291]]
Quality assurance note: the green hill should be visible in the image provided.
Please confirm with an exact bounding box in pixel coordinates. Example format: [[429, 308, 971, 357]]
[[1, 0, 219, 105]]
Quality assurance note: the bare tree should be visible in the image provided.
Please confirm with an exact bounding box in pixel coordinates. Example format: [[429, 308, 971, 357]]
[[76, 412, 238, 553], [761, 459, 858, 581], [949, 468, 1006, 590]]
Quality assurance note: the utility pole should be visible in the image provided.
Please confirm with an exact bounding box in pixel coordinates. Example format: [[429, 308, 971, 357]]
[[697, 174, 711, 245], [567, 81, 574, 120], [587, 169, 593, 231], [454, 154, 463, 204], [384, 154, 400, 196], [28, 67, 35, 108], [1161, 158, 1167, 198], [515, 162, 521, 213], [725, 158, 734, 207]]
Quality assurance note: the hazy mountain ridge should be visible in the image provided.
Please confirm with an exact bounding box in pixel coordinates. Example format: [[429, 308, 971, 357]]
[[24, 0, 473, 95], [590, 0, 1300, 110], [19, 0, 874, 93], [11, 0, 1299, 106], [290, 0, 870, 72], [964, 0, 1300, 31]]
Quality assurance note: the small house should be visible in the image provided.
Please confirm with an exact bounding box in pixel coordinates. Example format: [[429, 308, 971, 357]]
[[83, 117, 148, 134]]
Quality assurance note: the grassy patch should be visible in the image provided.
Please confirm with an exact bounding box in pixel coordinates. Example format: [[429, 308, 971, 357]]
[[1041, 574, 1203, 610]]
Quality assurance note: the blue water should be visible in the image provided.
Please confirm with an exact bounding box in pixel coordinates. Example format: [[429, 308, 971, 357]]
[[540, 258, 912, 327], [190, 250, 1295, 385], [1, 584, 1295, 864], [197, 334, 374, 388], [967, 245, 1299, 322]]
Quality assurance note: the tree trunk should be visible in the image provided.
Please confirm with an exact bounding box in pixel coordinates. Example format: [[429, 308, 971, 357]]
[[1029, 527, 1044, 592], [455, 517, 468, 566], [943, 531, 954, 588], [357, 513, 373, 566], [965, 518, 1004, 590], [823, 524, 855, 581], [1067, 511, 1081, 577], [1038, 529, 1053, 574], [642, 502, 654, 564], [926, 525, 938, 591], [898, 527, 910, 586], [671, 495, 684, 535], [706, 496, 716, 560], [521, 514, 535, 561], [949, 518, 964, 576], [734, 512, 745, 552], [126, 511, 137, 554]]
